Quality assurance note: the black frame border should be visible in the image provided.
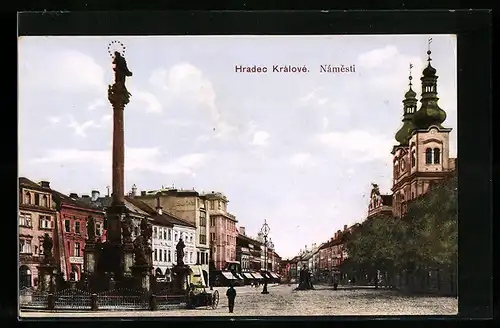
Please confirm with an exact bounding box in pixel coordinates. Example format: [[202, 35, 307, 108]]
[[15, 10, 493, 321]]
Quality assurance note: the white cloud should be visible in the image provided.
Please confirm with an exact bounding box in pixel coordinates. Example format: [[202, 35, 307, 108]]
[[20, 48, 106, 92], [33, 147, 208, 177], [358, 46, 399, 68], [251, 131, 270, 146], [322, 117, 329, 130], [149, 63, 237, 137], [290, 153, 318, 167], [317, 130, 393, 163], [130, 88, 163, 113], [67, 117, 100, 138], [48, 116, 61, 124], [87, 99, 106, 111]]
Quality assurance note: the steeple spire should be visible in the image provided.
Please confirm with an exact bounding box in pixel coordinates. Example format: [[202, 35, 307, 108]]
[[412, 38, 447, 130], [394, 63, 418, 146]]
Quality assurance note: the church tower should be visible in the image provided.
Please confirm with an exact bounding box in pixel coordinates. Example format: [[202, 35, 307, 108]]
[[391, 43, 455, 218]]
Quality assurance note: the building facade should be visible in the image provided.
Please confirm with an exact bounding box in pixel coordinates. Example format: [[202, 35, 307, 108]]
[[52, 191, 105, 281], [236, 229, 263, 273], [19, 178, 58, 288], [135, 188, 211, 274], [205, 191, 238, 271], [391, 50, 456, 218]]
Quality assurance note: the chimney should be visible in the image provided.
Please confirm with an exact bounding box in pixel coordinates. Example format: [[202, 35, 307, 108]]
[[91, 190, 100, 201], [69, 193, 78, 199], [39, 181, 50, 188], [334, 232, 337, 239], [239, 226, 246, 236], [344, 224, 348, 231]]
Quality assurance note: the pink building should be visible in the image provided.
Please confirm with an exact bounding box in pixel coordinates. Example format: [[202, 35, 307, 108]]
[[205, 192, 238, 270]]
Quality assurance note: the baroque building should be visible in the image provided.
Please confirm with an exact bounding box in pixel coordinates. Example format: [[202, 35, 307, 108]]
[[391, 49, 457, 217], [18, 178, 58, 288]]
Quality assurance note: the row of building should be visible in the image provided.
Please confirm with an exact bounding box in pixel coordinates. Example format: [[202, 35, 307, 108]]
[[280, 48, 457, 283], [19, 180, 281, 288]]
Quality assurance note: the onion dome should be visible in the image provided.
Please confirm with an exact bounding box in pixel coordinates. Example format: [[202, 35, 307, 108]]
[[412, 49, 447, 129], [394, 65, 418, 146]]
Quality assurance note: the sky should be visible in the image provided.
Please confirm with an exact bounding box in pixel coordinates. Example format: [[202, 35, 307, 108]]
[[18, 35, 457, 259]]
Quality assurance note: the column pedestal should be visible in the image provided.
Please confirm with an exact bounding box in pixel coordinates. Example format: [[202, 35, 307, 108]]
[[123, 242, 134, 278], [84, 241, 98, 276], [132, 264, 152, 292], [171, 265, 190, 293], [38, 264, 56, 293]]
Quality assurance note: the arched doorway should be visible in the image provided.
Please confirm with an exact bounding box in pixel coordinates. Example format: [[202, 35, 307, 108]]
[[70, 265, 80, 281], [19, 265, 32, 288], [155, 267, 163, 276]]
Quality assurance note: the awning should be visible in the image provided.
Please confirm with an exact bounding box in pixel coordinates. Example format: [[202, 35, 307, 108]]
[[269, 272, 279, 279], [233, 272, 244, 280], [252, 272, 264, 279], [243, 273, 254, 279], [221, 271, 237, 280]]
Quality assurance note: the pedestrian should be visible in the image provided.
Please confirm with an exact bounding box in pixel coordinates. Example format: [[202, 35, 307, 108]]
[[226, 284, 237, 313]]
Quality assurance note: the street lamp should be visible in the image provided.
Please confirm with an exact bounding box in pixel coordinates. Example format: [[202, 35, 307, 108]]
[[260, 219, 270, 294]]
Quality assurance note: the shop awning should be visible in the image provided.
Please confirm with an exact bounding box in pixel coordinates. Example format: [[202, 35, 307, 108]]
[[269, 272, 279, 279], [221, 271, 237, 280], [243, 272, 254, 279], [233, 272, 244, 280], [252, 272, 264, 279]]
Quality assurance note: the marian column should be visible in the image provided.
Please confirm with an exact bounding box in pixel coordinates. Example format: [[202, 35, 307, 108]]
[[106, 45, 133, 262]]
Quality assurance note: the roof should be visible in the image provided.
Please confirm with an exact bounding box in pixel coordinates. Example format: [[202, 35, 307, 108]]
[[52, 190, 104, 213], [237, 233, 263, 246], [19, 177, 51, 192], [125, 196, 196, 229]]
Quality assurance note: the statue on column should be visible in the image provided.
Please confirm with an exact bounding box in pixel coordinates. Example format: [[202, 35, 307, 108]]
[[86, 216, 96, 242], [176, 238, 185, 266], [108, 51, 133, 105], [132, 218, 153, 266], [42, 233, 53, 264]]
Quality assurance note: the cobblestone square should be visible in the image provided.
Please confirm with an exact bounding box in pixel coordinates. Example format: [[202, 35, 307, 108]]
[[20, 284, 458, 318]]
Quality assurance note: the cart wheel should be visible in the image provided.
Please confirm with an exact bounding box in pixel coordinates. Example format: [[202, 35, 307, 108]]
[[212, 290, 219, 309]]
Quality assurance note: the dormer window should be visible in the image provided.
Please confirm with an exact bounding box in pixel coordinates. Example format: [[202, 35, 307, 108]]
[[425, 148, 433, 164], [433, 148, 441, 164], [25, 192, 31, 204]]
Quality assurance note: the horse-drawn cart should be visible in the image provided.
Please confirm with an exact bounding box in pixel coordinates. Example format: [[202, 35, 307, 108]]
[[187, 286, 219, 309]]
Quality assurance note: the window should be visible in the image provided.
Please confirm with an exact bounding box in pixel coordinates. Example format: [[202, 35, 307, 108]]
[[218, 201, 221, 210], [154, 249, 158, 261], [189, 252, 193, 263], [411, 191, 415, 199], [167, 250, 171, 262], [75, 221, 81, 234], [199, 234, 206, 244], [175, 232, 178, 242], [159, 249, 163, 262], [35, 193, 40, 205], [167, 229, 172, 241], [74, 242, 81, 257], [400, 159, 406, 171], [159, 228, 163, 240], [41, 195, 48, 207], [25, 192, 31, 204], [153, 227, 158, 239], [411, 150, 416, 167], [210, 217, 215, 227], [39, 216, 51, 229], [96, 223, 101, 236], [34, 245, 38, 255], [200, 212, 206, 226], [197, 252, 201, 264], [163, 250, 167, 262], [19, 213, 32, 227], [190, 234, 193, 243], [20, 239, 32, 254], [210, 232, 216, 243], [433, 148, 440, 164], [134, 226, 139, 236], [425, 148, 433, 164], [163, 229, 167, 240], [209, 201, 214, 210], [65, 220, 70, 232]]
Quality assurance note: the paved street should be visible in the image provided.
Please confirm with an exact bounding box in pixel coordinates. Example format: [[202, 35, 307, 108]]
[[20, 284, 458, 318]]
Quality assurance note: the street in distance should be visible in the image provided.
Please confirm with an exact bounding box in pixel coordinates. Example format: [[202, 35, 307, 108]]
[[234, 65, 356, 73]]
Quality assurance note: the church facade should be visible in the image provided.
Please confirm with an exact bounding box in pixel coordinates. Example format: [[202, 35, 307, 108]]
[[368, 47, 457, 218]]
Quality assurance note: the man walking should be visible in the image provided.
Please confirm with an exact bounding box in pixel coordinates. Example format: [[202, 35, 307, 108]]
[[226, 284, 237, 313]]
